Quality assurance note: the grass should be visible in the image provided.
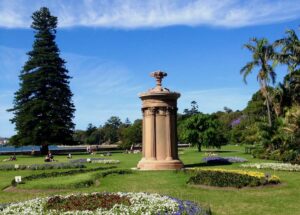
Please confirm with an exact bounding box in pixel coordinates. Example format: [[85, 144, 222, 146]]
[[0, 145, 299, 214]]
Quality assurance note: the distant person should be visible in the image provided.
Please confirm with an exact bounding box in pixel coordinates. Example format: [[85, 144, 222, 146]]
[[44, 155, 51, 162], [67, 153, 72, 159], [48, 151, 53, 159], [44, 151, 54, 162], [9, 154, 16, 161], [31, 149, 35, 156], [86, 145, 91, 154], [130, 144, 134, 153]]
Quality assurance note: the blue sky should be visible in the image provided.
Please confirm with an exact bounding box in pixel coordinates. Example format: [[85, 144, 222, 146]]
[[1, 0, 300, 137]]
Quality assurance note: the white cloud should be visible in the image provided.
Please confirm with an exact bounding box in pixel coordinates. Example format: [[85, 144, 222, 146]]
[[0, 46, 144, 136], [0, 0, 300, 29], [64, 52, 144, 129]]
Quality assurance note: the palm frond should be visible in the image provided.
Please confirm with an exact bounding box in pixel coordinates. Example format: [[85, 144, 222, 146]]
[[240, 61, 257, 84]]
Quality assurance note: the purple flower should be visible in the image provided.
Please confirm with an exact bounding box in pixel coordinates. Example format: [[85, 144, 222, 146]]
[[203, 156, 247, 164], [166, 197, 211, 215]]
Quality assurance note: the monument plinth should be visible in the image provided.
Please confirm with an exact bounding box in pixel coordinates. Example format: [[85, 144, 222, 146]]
[[137, 71, 184, 170]]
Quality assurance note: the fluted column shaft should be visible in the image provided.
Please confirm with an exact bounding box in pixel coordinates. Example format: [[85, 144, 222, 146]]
[[149, 107, 156, 160]]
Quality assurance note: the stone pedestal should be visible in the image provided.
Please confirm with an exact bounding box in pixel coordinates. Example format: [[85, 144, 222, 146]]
[[137, 71, 184, 170]]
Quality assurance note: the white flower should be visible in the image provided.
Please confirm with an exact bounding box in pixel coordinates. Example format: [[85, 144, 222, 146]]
[[241, 163, 300, 171], [0, 192, 180, 215]]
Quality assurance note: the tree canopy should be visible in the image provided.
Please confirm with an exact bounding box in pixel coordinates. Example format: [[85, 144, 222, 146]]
[[8, 7, 75, 152]]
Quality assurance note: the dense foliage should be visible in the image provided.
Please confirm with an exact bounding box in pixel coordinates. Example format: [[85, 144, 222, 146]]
[[178, 103, 227, 151], [187, 169, 280, 188], [0, 162, 85, 171], [8, 7, 75, 153], [202, 156, 247, 164], [73, 117, 142, 150], [238, 28, 300, 164]]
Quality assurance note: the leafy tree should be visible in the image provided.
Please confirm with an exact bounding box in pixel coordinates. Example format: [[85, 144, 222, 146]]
[[73, 130, 86, 145], [274, 29, 300, 105], [86, 129, 104, 145], [183, 101, 199, 116], [212, 109, 242, 144], [119, 119, 142, 149], [241, 38, 276, 127], [223, 106, 233, 113], [179, 113, 226, 152], [102, 116, 122, 144], [86, 123, 97, 136], [124, 118, 132, 127], [8, 7, 75, 154]]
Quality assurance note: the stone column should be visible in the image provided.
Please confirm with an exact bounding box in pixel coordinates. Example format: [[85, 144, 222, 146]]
[[141, 108, 146, 159], [165, 107, 172, 161], [137, 71, 184, 170], [149, 107, 156, 160]]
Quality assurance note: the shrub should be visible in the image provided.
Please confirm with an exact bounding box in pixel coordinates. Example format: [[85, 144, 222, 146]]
[[70, 158, 120, 164], [70, 169, 133, 188], [187, 168, 280, 188], [202, 157, 230, 165], [0, 163, 86, 171], [11, 166, 116, 186], [202, 156, 247, 165]]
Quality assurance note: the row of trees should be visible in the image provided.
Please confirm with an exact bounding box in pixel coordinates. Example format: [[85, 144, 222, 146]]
[[73, 117, 142, 149]]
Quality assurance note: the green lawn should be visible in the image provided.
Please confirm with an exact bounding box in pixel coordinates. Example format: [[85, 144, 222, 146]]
[[0, 145, 299, 215]]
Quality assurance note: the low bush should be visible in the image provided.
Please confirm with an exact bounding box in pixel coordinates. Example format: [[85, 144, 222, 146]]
[[202, 157, 231, 165], [202, 156, 247, 165], [70, 169, 133, 188], [11, 166, 116, 186], [0, 163, 85, 171], [70, 158, 120, 164], [187, 168, 280, 188]]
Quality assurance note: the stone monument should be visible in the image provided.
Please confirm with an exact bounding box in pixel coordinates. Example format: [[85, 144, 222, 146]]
[[137, 71, 184, 170]]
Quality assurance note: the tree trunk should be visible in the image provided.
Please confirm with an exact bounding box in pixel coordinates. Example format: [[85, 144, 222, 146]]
[[40, 143, 49, 155], [262, 80, 272, 127], [266, 95, 272, 127], [197, 143, 202, 152]]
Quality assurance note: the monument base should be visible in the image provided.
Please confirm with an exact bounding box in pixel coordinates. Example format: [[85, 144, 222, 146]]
[[137, 159, 184, 170]]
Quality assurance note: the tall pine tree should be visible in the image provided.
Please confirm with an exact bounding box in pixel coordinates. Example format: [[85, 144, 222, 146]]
[[9, 7, 75, 154]]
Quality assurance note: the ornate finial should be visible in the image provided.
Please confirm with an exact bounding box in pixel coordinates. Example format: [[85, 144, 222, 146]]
[[150, 71, 167, 91]]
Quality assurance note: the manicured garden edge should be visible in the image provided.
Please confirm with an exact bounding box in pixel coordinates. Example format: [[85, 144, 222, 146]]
[[0, 163, 86, 171], [11, 166, 117, 187]]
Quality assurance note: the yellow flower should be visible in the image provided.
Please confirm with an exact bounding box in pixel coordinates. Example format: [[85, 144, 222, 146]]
[[187, 167, 280, 181]]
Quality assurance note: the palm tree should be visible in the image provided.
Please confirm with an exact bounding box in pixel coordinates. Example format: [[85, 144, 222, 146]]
[[270, 85, 284, 117], [240, 38, 276, 127], [274, 29, 300, 105]]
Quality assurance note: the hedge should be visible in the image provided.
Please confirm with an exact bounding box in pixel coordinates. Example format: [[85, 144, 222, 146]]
[[187, 168, 280, 188]]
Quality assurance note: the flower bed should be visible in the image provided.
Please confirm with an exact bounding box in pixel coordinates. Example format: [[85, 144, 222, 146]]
[[71, 158, 120, 164], [0, 192, 211, 215], [241, 163, 300, 172], [202, 156, 247, 165], [11, 168, 131, 188], [0, 162, 85, 171], [187, 168, 280, 188]]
